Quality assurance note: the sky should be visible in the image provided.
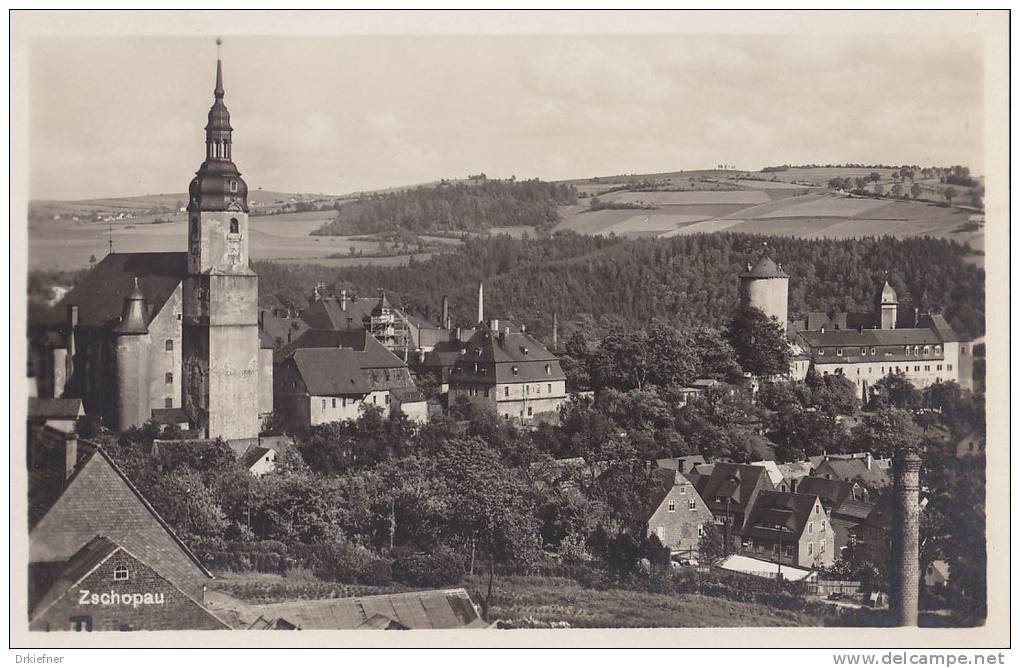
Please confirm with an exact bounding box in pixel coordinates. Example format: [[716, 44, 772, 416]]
[[29, 33, 984, 201]]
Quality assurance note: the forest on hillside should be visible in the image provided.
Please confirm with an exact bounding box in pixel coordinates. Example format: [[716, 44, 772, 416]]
[[255, 232, 985, 345], [311, 179, 578, 235]]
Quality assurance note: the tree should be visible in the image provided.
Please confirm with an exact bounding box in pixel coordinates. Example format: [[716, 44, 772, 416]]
[[725, 304, 792, 377], [944, 187, 958, 206], [851, 408, 922, 459], [891, 182, 903, 198], [910, 183, 923, 199], [869, 172, 881, 183], [812, 374, 860, 416], [868, 372, 922, 410]]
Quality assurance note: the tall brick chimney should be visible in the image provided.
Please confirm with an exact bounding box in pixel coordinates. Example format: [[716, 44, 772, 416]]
[[891, 447, 922, 626]]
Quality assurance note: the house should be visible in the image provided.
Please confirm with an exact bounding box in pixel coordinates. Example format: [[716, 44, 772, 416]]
[[924, 560, 951, 589], [274, 328, 427, 430], [244, 588, 488, 630], [740, 491, 836, 569], [240, 446, 278, 477], [28, 398, 84, 433], [811, 453, 891, 492], [749, 460, 786, 489], [149, 407, 191, 433], [686, 462, 776, 532], [776, 461, 814, 491], [641, 468, 714, 556], [29, 536, 229, 632], [447, 319, 568, 424], [955, 430, 984, 459], [795, 476, 874, 557], [28, 426, 217, 629]]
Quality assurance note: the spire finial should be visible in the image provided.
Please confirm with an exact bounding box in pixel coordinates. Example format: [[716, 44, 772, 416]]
[[214, 38, 224, 98], [133, 276, 139, 288]]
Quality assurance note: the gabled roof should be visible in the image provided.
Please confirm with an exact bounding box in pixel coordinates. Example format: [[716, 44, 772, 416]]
[[31, 535, 121, 616], [150, 407, 190, 425], [240, 446, 273, 470], [692, 462, 774, 516], [795, 476, 860, 513], [918, 313, 961, 343], [28, 434, 213, 598], [811, 457, 891, 490], [275, 328, 401, 368], [34, 252, 187, 330], [285, 346, 416, 397], [742, 491, 820, 541], [299, 297, 376, 331], [28, 398, 84, 421]]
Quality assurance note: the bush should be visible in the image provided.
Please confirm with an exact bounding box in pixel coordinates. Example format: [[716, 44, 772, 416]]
[[392, 546, 466, 588], [308, 542, 393, 585]]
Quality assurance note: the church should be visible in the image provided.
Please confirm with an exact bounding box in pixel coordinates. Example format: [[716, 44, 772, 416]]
[[738, 255, 973, 399], [29, 54, 272, 445]]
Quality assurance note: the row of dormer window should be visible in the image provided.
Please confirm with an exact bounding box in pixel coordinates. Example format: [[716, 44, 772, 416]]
[[818, 344, 942, 357]]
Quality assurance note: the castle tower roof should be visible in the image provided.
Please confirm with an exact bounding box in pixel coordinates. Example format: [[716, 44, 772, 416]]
[[112, 277, 149, 335], [880, 280, 899, 305], [740, 255, 789, 279]]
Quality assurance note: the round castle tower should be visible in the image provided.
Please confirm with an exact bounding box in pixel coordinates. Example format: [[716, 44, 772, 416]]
[[112, 278, 151, 430], [738, 255, 790, 325]]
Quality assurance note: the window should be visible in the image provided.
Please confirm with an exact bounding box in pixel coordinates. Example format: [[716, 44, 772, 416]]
[[818, 349, 825, 356], [948, 364, 953, 371], [229, 179, 238, 193], [511, 366, 519, 376], [679, 485, 686, 495], [668, 501, 676, 513], [113, 565, 129, 581], [822, 521, 826, 532], [860, 347, 866, 355], [870, 347, 876, 355], [165, 339, 174, 351], [821, 540, 826, 554], [815, 505, 820, 514], [321, 399, 326, 410], [937, 364, 943, 371], [688, 499, 696, 510], [229, 218, 239, 234], [904, 346, 911, 355], [70, 615, 92, 632], [836, 348, 843, 357], [785, 545, 793, 557], [697, 526, 704, 538], [165, 372, 173, 384], [165, 398, 172, 408], [547, 384, 552, 394], [331, 398, 336, 408], [342, 398, 347, 408], [925, 365, 930, 371], [935, 345, 942, 354], [914, 365, 920, 372], [527, 406, 533, 417], [545, 364, 551, 375], [924, 345, 930, 355], [504, 386, 509, 398], [386, 394, 391, 405], [808, 543, 813, 555], [809, 522, 814, 533]]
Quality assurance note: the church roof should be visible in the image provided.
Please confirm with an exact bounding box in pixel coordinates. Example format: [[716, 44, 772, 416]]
[[740, 255, 788, 279], [34, 252, 187, 331]]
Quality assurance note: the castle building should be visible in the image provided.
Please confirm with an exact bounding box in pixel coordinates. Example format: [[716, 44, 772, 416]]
[[29, 54, 271, 443], [738, 257, 973, 398]]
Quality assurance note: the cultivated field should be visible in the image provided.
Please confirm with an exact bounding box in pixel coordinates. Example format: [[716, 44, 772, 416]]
[[599, 190, 771, 206]]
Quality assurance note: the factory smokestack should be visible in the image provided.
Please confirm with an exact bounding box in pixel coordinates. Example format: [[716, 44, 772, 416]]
[[442, 295, 450, 329], [477, 282, 484, 325], [891, 447, 922, 626], [552, 311, 559, 352]]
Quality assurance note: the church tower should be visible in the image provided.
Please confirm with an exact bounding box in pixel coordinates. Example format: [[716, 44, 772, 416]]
[[181, 47, 261, 442]]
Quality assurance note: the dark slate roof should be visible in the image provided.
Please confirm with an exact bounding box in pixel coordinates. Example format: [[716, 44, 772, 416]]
[[150, 407, 190, 425], [740, 255, 788, 279], [35, 252, 187, 330], [449, 324, 566, 385], [30, 535, 122, 617], [275, 328, 399, 367], [811, 457, 891, 490], [250, 588, 484, 630], [795, 476, 858, 513], [286, 346, 416, 397], [418, 340, 467, 369], [259, 311, 310, 350], [656, 455, 707, 474], [299, 297, 376, 331], [28, 434, 213, 595], [691, 462, 774, 519], [28, 398, 83, 420], [240, 446, 273, 470], [918, 313, 961, 343], [742, 491, 819, 542], [798, 327, 944, 348]]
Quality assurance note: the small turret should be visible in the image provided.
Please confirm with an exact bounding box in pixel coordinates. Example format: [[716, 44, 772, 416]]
[[879, 280, 898, 330], [113, 278, 149, 335]]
